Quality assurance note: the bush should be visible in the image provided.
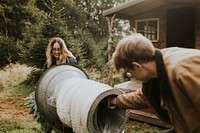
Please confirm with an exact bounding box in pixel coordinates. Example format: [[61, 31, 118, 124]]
[[22, 69, 45, 85], [0, 36, 19, 68]]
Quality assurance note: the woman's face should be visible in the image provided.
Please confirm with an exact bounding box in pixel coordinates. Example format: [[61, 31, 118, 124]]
[[52, 42, 61, 59]]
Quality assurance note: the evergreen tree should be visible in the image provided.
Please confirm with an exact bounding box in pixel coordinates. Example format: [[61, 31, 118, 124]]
[[0, 0, 127, 69]]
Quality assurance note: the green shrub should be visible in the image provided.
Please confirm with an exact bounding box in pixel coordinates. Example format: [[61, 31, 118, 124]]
[[0, 36, 19, 68], [22, 69, 45, 86]]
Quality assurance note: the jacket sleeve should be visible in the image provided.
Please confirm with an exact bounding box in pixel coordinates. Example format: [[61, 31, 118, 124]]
[[116, 88, 148, 109], [68, 57, 77, 65]]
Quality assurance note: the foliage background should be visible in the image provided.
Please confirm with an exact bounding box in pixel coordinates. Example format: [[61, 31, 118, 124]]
[[0, 0, 128, 70]]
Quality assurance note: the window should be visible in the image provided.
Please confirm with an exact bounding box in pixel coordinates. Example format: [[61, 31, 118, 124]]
[[135, 18, 159, 42]]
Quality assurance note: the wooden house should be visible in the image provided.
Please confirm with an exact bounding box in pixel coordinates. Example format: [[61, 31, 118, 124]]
[[103, 0, 200, 49]]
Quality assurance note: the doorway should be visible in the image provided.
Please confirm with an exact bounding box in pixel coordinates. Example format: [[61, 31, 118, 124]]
[[166, 7, 195, 48]]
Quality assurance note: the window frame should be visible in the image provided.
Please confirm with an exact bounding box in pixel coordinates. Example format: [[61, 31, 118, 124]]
[[135, 18, 159, 42]]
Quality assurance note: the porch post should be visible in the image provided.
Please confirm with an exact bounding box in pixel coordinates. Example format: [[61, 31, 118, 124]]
[[106, 14, 116, 86]]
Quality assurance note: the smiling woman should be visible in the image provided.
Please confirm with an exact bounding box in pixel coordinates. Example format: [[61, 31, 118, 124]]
[[44, 37, 77, 70]]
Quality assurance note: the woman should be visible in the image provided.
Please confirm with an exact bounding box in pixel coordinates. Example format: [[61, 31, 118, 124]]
[[44, 37, 77, 70], [44, 37, 76, 132], [25, 37, 76, 133]]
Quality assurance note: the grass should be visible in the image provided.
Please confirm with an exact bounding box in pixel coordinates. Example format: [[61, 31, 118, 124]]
[[0, 63, 164, 133], [125, 121, 163, 133], [0, 63, 41, 133], [0, 116, 41, 133], [0, 63, 33, 89]]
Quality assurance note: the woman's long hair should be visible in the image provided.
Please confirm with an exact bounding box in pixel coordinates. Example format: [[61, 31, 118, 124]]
[[46, 37, 75, 68]]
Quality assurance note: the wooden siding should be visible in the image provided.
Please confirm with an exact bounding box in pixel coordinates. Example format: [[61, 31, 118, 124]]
[[195, 6, 200, 49], [130, 7, 167, 49], [129, 4, 199, 49]]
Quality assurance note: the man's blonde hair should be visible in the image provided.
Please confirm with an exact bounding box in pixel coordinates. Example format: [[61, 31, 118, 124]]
[[111, 33, 155, 72]]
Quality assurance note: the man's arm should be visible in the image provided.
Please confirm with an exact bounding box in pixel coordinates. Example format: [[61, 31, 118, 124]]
[[108, 88, 148, 109]]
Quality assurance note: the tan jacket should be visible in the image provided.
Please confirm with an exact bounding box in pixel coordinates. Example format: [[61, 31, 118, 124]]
[[116, 47, 200, 133]]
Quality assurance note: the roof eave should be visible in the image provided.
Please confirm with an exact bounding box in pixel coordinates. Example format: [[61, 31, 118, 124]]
[[103, 0, 200, 19], [102, 0, 145, 17]]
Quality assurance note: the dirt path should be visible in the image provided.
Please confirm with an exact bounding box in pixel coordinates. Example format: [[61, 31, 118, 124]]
[[0, 93, 33, 121]]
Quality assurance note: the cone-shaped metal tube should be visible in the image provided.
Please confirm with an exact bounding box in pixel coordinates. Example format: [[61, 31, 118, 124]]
[[35, 64, 129, 133]]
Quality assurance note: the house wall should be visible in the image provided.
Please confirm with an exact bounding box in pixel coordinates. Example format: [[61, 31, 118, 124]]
[[130, 5, 200, 49], [130, 7, 167, 49], [195, 6, 200, 49]]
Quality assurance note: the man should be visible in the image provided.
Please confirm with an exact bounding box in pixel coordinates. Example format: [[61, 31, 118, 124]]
[[109, 32, 200, 133]]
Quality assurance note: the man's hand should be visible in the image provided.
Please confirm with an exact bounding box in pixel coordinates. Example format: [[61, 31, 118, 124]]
[[108, 96, 117, 109]]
